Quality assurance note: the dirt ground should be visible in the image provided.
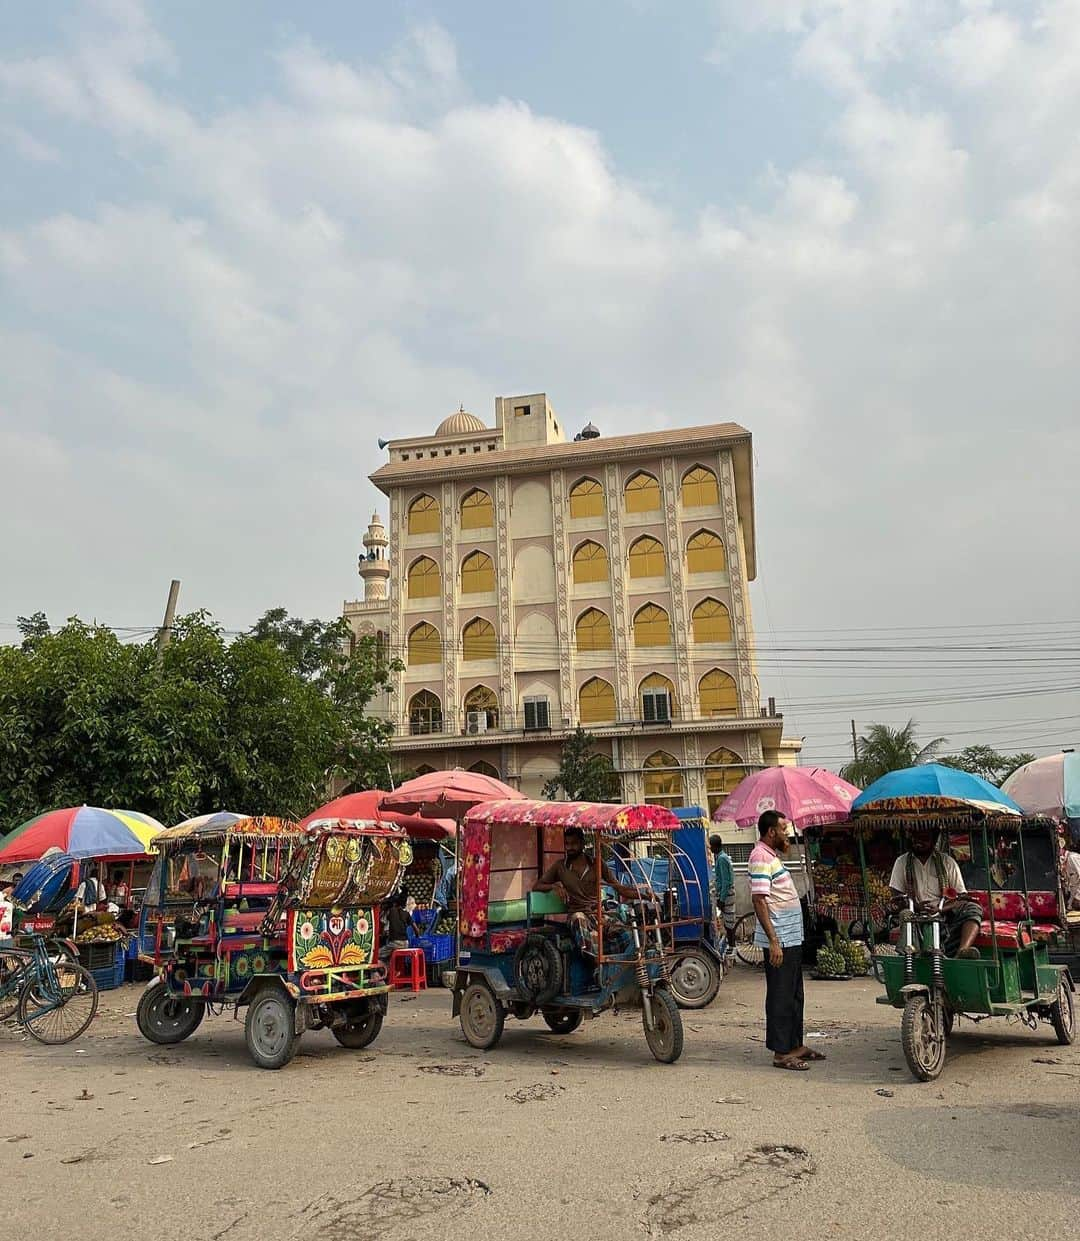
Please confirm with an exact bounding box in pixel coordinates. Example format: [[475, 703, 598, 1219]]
[[1, 967, 1076, 1241]]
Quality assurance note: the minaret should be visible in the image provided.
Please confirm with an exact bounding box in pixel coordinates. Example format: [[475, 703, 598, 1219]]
[[358, 511, 390, 601]]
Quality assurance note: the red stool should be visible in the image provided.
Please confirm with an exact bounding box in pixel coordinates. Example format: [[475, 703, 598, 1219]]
[[389, 948, 427, 992]]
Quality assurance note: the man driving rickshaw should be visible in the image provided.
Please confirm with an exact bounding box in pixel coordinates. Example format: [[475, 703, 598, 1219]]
[[888, 829, 983, 959]]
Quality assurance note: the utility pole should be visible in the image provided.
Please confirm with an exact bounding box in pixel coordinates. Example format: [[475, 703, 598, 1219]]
[[155, 579, 181, 663], [850, 719, 859, 764]]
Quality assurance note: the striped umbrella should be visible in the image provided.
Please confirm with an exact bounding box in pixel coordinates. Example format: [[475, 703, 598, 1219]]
[[168, 811, 249, 835], [0, 805, 165, 863]]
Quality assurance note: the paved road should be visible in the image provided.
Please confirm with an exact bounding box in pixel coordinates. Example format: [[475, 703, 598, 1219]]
[[2, 969, 1076, 1240]]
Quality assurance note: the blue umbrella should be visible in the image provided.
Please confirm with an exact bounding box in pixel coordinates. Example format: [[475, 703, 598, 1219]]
[[852, 764, 1022, 817]]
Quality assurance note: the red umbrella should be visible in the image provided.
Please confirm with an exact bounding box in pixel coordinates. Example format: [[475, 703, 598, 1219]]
[[300, 790, 455, 840], [379, 770, 525, 821]]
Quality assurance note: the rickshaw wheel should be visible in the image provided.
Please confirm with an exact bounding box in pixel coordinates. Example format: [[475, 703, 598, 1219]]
[[136, 982, 204, 1045], [643, 988, 683, 1064], [244, 988, 298, 1070], [668, 949, 721, 1009], [542, 1007, 583, 1034], [460, 981, 505, 1050], [1049, 978, 1075, 1046], [901, 995, 947, 1081], [732, 913, 765, 968], [332, 1008, 383, 1049]]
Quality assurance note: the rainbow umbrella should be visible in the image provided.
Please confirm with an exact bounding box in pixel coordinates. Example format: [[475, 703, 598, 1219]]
[[0, 805, 165, 864]]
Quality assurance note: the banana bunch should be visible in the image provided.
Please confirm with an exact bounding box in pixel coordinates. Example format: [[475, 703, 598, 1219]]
[[837, 932, 869, 976], [816, 932, 847, 977]]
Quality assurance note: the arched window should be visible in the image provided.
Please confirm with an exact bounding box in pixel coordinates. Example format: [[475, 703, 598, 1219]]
[[407, 555, 440, 599], [624, 471, 661, 513], [579, 677, 617, 725], [569, 477, 604, 519], [469, 760, 500, 778], [628, 536, 665, 579], [575, 607, 613, 652], [681, 466, 719, 508], [699, 669, 738, 717], [692, 598, 732, 643], [686, 530, 725, 574], [460, 488, 494, 530], [633, 603, 671, 647], [639, 673, 677, 723], [461, 550, 495, 594], [462, 617, 497, 661], [643, 751, 684, 808], [464, 685, 499, 729], [572, 540, 609, 584], [408, 493, 440, 534], [408, 690, 443, 735], [407, 622, 441, 666], [704, 747, 746, 816]]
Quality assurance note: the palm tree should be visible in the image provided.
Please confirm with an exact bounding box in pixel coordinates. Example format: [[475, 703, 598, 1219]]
[[841, 719, 947, 789]]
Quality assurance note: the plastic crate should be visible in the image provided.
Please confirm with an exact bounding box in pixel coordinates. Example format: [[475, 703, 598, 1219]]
[[417, 933, 454, 964], [89, 957, 126, 990], [78, 941, 120, 971]]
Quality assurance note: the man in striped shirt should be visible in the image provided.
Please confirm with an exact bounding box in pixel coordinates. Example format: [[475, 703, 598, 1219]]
[[749, 809, 820, 1071]]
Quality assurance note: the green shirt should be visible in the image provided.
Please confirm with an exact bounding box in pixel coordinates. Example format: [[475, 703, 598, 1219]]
[[713, 850, 734, 902]]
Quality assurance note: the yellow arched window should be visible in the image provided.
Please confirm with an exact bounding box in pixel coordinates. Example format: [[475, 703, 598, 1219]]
[[579, 677, 617, 725], [407, 622, 441, 666], [686, 530, 725, 574], [461, 550, 495, 594], [569, 477, 604, 519], [407, 493, 440, 534], [469, 760, 500, 778], [628, 536, 665, 579], [681, 466, 719, 508], [643, 751, 684, 808], [624, 471, 662, 513], [461, 488, 494, 530], [464, 685, 499, 729], [462, 617, 497, 661], [572, 540, 609, 584], [699, 669, 738, 717], [692, 598, 732, 643], [575, 608, 613, 652], [704, 747, 746, 815], [640, 673, 677, 723], [407, 556, 440, 599], [408, 690, 443, 735], [633, 603, 671, 647]]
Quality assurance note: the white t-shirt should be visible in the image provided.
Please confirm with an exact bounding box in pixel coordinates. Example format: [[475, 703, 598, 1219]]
[[1065, 852, 1080, 908], [77, 877, 106, 906], [888, 852, 966, 904]]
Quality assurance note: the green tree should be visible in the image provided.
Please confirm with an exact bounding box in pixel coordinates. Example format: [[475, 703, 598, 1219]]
[[939, 746, 1036, 786], [543, 728, 620, 802], [840, 719, 948, 789], [0, 611, 400, 832]]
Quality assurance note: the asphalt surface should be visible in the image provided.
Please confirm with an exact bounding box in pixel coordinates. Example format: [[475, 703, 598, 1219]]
[[2, 968, 1076, 1240]]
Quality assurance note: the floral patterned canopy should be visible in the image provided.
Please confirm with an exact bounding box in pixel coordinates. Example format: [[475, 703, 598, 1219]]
[[463, 799, 680, 833]]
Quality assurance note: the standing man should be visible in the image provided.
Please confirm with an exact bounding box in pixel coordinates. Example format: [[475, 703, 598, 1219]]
[[749, 810, 820, 1071], [1063, 848, 1080, 912], [709, 834, 736, 940]]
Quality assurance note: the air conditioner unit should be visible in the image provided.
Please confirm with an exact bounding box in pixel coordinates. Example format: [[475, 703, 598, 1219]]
[[466, 711, 488, 735]]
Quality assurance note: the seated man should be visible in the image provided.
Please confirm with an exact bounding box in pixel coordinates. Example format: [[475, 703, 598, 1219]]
[[888, 830, 982, 959], [533, 826, 651, 959]]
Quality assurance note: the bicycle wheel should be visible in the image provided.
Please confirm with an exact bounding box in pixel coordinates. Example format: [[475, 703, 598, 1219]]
[[0, 949, 28, 1022], [19, 963, 99, 1045], [732, 912, 765, 968]]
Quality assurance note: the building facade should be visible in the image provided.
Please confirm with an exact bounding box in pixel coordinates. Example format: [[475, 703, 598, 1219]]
[[344, 394, 800, 814]]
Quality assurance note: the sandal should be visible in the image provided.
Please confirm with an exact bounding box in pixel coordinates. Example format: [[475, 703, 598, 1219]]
[[773, 1057, 811, 1071], [797, 1049, 826, 1061]]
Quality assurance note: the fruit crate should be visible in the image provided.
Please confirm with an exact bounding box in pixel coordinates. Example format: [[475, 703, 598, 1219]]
[[416, 933, 454, 964], [81, 941, 126, 989]]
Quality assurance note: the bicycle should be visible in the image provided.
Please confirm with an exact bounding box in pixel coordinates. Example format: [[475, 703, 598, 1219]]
[[730, 911, 765, 968], [0, 934, 98, 1043]]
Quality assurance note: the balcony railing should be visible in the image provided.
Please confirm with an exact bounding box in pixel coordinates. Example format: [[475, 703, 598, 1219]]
[[397, 703, 783, 739]]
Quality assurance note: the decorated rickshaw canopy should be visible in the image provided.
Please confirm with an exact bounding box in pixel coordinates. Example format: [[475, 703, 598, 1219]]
[[12, 851, 81, 913], [851, 764, 1022, 820], [301, 790, 455, 840], [464, 799, 681, 833], [152, 814, 305, 851], [0, 805, 165, 864]]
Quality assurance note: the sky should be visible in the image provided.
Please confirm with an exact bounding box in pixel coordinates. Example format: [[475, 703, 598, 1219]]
[[1, 0, 1078, 768]]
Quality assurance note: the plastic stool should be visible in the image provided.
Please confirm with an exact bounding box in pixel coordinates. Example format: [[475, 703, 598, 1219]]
[[389, 947, 427, 992]]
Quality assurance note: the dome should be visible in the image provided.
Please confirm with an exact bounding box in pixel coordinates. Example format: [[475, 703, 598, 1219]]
[[435, 406, 486, 437]]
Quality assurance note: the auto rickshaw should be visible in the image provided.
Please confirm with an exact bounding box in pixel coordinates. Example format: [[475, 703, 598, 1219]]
[[451, 799, 686, 1063], [136, 815, 411, 1068], [857, 810, 1075, 1081]]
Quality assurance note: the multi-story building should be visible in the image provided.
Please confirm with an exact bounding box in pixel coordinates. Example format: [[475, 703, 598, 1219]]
[[344, 393, 800, 814]]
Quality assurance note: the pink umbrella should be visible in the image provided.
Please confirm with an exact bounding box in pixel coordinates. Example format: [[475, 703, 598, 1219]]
[[712, 766, 859, 829], [299, 790, 455, 840], [379, 770, 525, 821]]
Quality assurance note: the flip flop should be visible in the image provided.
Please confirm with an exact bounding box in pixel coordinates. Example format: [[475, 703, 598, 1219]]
[[797, 1049, 826, 1061], [773, 1057, 811, 1071]]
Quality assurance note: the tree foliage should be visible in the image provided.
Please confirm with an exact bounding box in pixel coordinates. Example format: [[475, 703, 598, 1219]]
[[543, 728, 620, 802], [0, 610, 400, 832], [939, 745, 1036, 786], [840, 719, 947, 788]]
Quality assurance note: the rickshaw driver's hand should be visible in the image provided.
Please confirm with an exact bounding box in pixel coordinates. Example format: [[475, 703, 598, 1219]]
[[554, 882, 569, 906]]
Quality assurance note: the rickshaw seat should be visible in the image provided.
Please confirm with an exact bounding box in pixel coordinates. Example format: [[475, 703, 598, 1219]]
[[221, 910, 266, 933], [489, 930, 529, 953], [887, 920, 1032, 951], [967, 890, 1060, 921], [222, 882, 278, 900]]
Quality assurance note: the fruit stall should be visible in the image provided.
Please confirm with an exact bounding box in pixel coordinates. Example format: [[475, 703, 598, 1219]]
[[807, 825, 894, 935]]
